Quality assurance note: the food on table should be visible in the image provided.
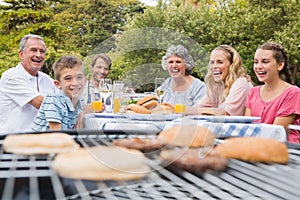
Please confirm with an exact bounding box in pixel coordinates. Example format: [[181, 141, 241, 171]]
[[215, 137, 289, 164], [142, 100, 159, 110], [53, 146, 150, 181], [3, 133, 80, 155], [113, 137, 165, 153], [127, 103, 151, 114], [157, 125, 215, 147], [125, 95, 175, 114], [151, 102, 175, 114], [127, 99, 138, 104], [137, 95, 159, 110], [137, 94, 158, 106], [160, 148, 228, 173]]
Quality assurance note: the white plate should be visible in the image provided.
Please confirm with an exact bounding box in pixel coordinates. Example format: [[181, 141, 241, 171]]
[[288, 125, 300, 131], [188, 115, 261, 123], [94, 113, 126, 118], [125, 113, 181, 121]]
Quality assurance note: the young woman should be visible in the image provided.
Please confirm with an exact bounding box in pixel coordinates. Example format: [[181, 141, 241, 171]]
[[245, 42, 300, 143], [187, 45, 253, 116]]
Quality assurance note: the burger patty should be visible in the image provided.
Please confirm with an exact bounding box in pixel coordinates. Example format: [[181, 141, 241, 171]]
[[160, 148, 228, 173], [113, 137, 165, 153]]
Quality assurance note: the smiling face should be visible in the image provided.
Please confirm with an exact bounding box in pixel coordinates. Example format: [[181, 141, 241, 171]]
[[209, 49, 231, 82], [167, 55, 186, 78], [54, 65, 86, 101], [19, 38, 46, 76], [91, 57, 110, 82], [254, 49, 284, 83]]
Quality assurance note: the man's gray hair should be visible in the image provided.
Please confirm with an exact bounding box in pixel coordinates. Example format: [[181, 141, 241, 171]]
[[162, 44, 194, 73], [19, 34, 46, 52]]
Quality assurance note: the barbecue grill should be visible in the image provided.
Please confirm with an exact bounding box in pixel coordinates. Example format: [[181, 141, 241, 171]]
[[0, 131, 300, 200]]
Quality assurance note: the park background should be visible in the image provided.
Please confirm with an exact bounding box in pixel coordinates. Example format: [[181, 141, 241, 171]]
[[0, 0, 299, 92]]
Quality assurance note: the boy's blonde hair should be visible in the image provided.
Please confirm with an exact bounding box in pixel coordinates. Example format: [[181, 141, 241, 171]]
[[53, 56, 84, 81]]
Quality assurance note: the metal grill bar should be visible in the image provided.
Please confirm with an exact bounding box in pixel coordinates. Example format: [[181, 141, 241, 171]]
[[29, 156, 39, 200], [49, 173, 66, 200], [215, 172, 275, 199], [202, 172, 264, 199], [228, 160, 300, 199], [147, 173, 206, 199], [1, 134, 300, 199], [73, 180, 93, 200], [95, 182, 119, 200], [1, 154, 17, 200]]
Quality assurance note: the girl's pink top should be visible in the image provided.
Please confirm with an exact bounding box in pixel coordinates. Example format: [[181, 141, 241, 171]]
[[246, 85, 300, 143]]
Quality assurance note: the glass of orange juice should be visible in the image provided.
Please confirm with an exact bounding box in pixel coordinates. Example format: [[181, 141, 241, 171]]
[[113, 81, 124, 113], [174, 93, 187, 115], [91, 101, 102, 112], [113, 98, 121, 113], [91, 90, 102, 113], [174, 103, 186, 114]]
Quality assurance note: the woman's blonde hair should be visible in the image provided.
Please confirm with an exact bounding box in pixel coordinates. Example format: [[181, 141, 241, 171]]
[[205, 45, 246, 105]]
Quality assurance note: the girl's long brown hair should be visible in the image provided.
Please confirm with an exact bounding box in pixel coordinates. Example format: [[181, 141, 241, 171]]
[[257, 41, 291, 83]]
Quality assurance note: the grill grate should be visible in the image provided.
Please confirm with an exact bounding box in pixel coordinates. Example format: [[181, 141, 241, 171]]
[[67, 183, 205, 200], [0, 134, 300, 199]]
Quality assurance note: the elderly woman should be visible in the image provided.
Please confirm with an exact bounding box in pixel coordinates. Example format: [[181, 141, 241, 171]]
[[158, 44, 206, 106]]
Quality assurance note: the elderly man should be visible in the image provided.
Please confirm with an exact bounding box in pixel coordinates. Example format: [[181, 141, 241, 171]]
[[0, 34, 56, 134]]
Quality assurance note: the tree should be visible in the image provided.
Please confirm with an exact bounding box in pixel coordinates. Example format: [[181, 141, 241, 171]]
[[0, 0, 144, 77], [274, 16, 300, 85], [111, 0, 300, 89], [0, 0, 76, 76], [53, 0, 143, 57]]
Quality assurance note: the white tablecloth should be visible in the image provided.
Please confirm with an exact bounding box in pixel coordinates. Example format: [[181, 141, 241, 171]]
[[84, 114, 287, 142]]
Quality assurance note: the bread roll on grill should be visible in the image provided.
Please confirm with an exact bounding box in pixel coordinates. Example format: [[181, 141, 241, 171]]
[[53, 146, 150, 181], [3, 133, 79, 155], [215, 137, 289, 164], [157, 125, 215, 147]]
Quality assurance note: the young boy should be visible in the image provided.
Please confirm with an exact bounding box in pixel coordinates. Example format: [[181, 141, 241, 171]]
[[32, 55, 89, 131]]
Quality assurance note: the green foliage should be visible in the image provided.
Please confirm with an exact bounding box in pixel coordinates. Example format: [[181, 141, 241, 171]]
[[0, 0, 299, 89], [112, 0, 300, 88], [53, 0, 143, 57], [0, 0, 143, 77], [0, 0, 75, 75]]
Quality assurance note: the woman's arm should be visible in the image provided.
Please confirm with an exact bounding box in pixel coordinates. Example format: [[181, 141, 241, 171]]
[[244, 108, 251, 116], [274, 115, 297, 138], [274, 115, 296, 129], [186, 106, 228, 115], [200, 107, 228, 115]]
